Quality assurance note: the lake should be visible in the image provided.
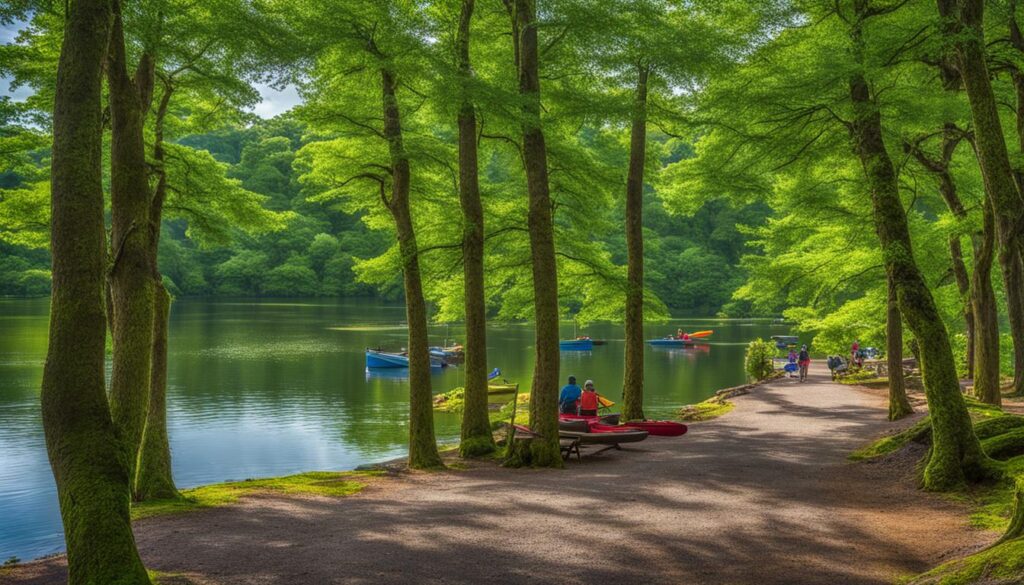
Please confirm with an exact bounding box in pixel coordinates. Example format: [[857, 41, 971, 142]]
[[0, 297, 787, 561]]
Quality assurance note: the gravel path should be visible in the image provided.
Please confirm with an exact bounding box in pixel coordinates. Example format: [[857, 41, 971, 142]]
[[2, 365, 991, 585]]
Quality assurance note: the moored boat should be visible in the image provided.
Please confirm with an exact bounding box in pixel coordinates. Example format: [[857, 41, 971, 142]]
[[560, 338, 594, 351], [365, 349, 446, 369], [559, 413, 687, 437]]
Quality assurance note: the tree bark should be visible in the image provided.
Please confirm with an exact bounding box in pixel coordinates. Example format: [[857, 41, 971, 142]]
[[136, 83, 179, 499], [506, 0, 562, 467], [381, 68, 442, 469], [940, 0, 1024, 397], [107, 1, 157, 494], [43, 0, 151, 581], [886, 273, 913, 420], [455, 0, 495, 457], [1005, 5, 1024, 396], [972, 195, 1001, 405], [948, 236, 975, 378], [848, 15, 992, 489], [621, 64, 649, 422]]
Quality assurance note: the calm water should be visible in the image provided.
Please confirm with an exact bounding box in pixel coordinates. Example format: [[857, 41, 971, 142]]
[[0, 297, 787, 560]]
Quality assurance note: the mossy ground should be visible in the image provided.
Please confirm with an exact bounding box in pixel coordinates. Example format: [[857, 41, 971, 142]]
[[853, 401, 1024, 584], [132, 471, 382, 520], [677, 399, 734, 421]]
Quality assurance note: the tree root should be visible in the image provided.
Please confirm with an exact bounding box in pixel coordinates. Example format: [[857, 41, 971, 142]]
[[982, 428, 1024, 461], [975, 416, 1024, 440]]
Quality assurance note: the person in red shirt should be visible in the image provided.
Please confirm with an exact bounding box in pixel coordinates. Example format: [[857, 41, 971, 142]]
[[579, 380, 600, 416]]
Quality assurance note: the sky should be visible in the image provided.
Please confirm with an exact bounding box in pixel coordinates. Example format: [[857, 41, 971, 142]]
[[1, 21, 302, 119]]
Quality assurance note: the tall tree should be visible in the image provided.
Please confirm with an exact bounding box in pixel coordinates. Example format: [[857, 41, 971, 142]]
[[107, 0, 158, 493], [885, 273, 913, 420], [42, 0, 151, 581], [848, 0, 992, 489], [292, 1, 442, 468], [504, 0, 561, 466], [937, 0, 1024, 397], [454, 0, 494, 456]]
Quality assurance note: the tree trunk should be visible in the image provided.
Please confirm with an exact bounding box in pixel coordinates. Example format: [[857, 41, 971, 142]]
[[107, 2, 157, 494], [941, 0, 1024, 397], [381, 68, 442, 469], [949, 236, 975, 378], [621, 65, 649, 422], [848, 60, 992, 489], [886, 273, 913, 420], [43, 0, 151, 581], [973, 196, 1001, 405], [456, 0, 494, 457], [135, 83, 179, 499], [507, 0, 562, 467]]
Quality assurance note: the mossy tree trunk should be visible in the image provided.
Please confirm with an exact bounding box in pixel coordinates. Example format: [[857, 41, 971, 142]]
[[505, 0, 562, 467], [907, 126, 978, 379], [848, 11, 992, 489], [43, 0, 152, 581], [995, 478, 1024, 545], [886, 273, 913, 420], [107, 1, 157, 494], [136, 83, 179, 500], [621, 64, 649, 422], [381, 67, 443, 469], [455, 0, 494, 457], [1004, 6, 1024, 396], [941, 0, 1024, 397], [948, 236, 975, 378], [972, 194, 1001, 405]]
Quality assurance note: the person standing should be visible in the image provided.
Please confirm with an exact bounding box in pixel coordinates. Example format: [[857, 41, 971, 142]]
[[850, 339, 860, 368], [786, 348, 798, 378], [579, 380, 600, 416], [558, 376, 582, 415], [798, 345, 811, 382]]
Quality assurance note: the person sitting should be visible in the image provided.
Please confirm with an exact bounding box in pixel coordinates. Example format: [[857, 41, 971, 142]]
[[558, 376, 582, 415], [579, 380, 600, 416], [681, 332, 691, 342], [676, 328, 684, 339]]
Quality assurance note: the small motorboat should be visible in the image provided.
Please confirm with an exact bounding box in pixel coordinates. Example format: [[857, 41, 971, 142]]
[[576, 336, 606, 346], [560, 338, 593, 351], [771, 335, 799, 349], [648, 330, 713, 347], [365, 349, 446, 369], [430, 344, 464, 361]]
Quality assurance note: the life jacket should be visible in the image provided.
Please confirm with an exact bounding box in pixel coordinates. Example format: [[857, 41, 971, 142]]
[[580, 390, 599, 411]]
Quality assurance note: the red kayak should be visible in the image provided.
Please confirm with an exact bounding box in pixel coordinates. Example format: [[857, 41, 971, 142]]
[[559, 414, 688, 437]]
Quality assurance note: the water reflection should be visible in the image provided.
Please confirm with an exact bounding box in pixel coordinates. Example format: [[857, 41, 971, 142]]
[[0, 298, 788, 560]]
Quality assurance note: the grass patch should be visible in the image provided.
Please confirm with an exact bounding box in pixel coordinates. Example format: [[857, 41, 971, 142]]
[[849, 416, 932, 461], [132, 471, 382, 520], [677, 399, 734, 421], [433, 387, 467, 413], [907, 538, 1024, 585]]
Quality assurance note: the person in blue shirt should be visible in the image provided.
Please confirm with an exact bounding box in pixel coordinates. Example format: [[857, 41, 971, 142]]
[[559, 376, 582, 414]]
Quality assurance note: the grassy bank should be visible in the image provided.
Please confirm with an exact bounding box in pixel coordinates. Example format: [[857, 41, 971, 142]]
[[132, 470, 383, 520]]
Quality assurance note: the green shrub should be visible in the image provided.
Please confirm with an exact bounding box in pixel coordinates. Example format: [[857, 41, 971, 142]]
[[744, 338, 776, 381]]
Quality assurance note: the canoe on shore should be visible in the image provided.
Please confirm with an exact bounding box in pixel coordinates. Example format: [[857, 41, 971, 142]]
[[559, 414, 688, 437]]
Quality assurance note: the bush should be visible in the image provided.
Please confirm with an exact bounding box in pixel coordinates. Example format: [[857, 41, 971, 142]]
[[745, 338, 775, 381]]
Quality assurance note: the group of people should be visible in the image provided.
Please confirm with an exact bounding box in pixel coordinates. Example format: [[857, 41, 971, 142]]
[[558, 376, 602, 416], [786, 345, 812, 382]]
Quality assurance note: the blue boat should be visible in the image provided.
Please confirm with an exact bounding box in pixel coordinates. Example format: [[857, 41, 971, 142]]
[[366, 349, 446, 369], [559, 339, 593, 351], [648, 337, 698, 347]]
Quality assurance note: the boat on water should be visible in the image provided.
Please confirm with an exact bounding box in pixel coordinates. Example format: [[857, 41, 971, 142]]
[[648, 329, 713, 347], [771, 335, 799, 349], [576, 336, 606, 346], [365, 349, 446, 369], [560, 338, 594, 351]]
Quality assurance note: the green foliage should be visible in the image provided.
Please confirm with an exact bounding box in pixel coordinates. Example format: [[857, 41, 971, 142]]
[[676, 399, 734, 421], [744, 338, 776, 381]]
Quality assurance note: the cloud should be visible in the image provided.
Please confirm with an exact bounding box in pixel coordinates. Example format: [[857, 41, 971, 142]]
[[250, 84, 302, 119]]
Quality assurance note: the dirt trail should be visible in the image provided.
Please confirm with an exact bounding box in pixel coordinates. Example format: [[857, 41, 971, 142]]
[[2, 365, 992, 585]]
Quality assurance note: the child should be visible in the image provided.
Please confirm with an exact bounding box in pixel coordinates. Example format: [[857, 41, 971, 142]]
[[579, 380, 600, 416], [786, 348, 798, 378]]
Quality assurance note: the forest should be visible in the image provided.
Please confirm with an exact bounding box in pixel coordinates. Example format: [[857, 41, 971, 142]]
[[5, 0, 1024, 583]]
